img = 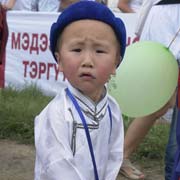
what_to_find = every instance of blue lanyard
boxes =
[66,88,112,180]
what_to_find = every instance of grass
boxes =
[0,86,170,160]
[0,86,52,144]
[123,116,170,160]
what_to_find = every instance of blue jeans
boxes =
[165,106,178,180]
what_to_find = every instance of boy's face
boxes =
[55,20,120,102]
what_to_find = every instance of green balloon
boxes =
[108,41,179,117]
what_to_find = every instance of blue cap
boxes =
[50,1,126,65]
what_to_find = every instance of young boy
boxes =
[34,1,126,180]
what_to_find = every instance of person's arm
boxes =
[1,0,16,10]
[118,0,135,13]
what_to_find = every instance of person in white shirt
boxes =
[0,0,33,10]
[34,1,126,180]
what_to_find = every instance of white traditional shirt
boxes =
[34,83,124,180]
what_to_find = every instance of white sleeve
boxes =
[34,103,85,180]
[40,159,84,180]
[104,105,124,180]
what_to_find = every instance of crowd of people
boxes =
[1,0,180,180]
[0,0,108,11]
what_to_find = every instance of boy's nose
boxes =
[81,52,94,68]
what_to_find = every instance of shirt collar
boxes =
[67,83,108,122]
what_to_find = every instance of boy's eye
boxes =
[96,50,105,53]
[72,49,81,52]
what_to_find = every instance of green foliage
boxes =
[134,124,169,160]
[0,86,52,144]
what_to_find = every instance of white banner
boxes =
[4,11,138,95]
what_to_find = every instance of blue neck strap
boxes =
[66,88,112,180]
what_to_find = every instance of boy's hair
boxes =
[50,1,126,64]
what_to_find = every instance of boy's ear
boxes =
[111,60,118,75]
[111,55,121,75]
[112,64,117,75]
[55,52,63,72]
[114,55,122,69]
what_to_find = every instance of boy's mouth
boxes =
[79,73,95,79]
